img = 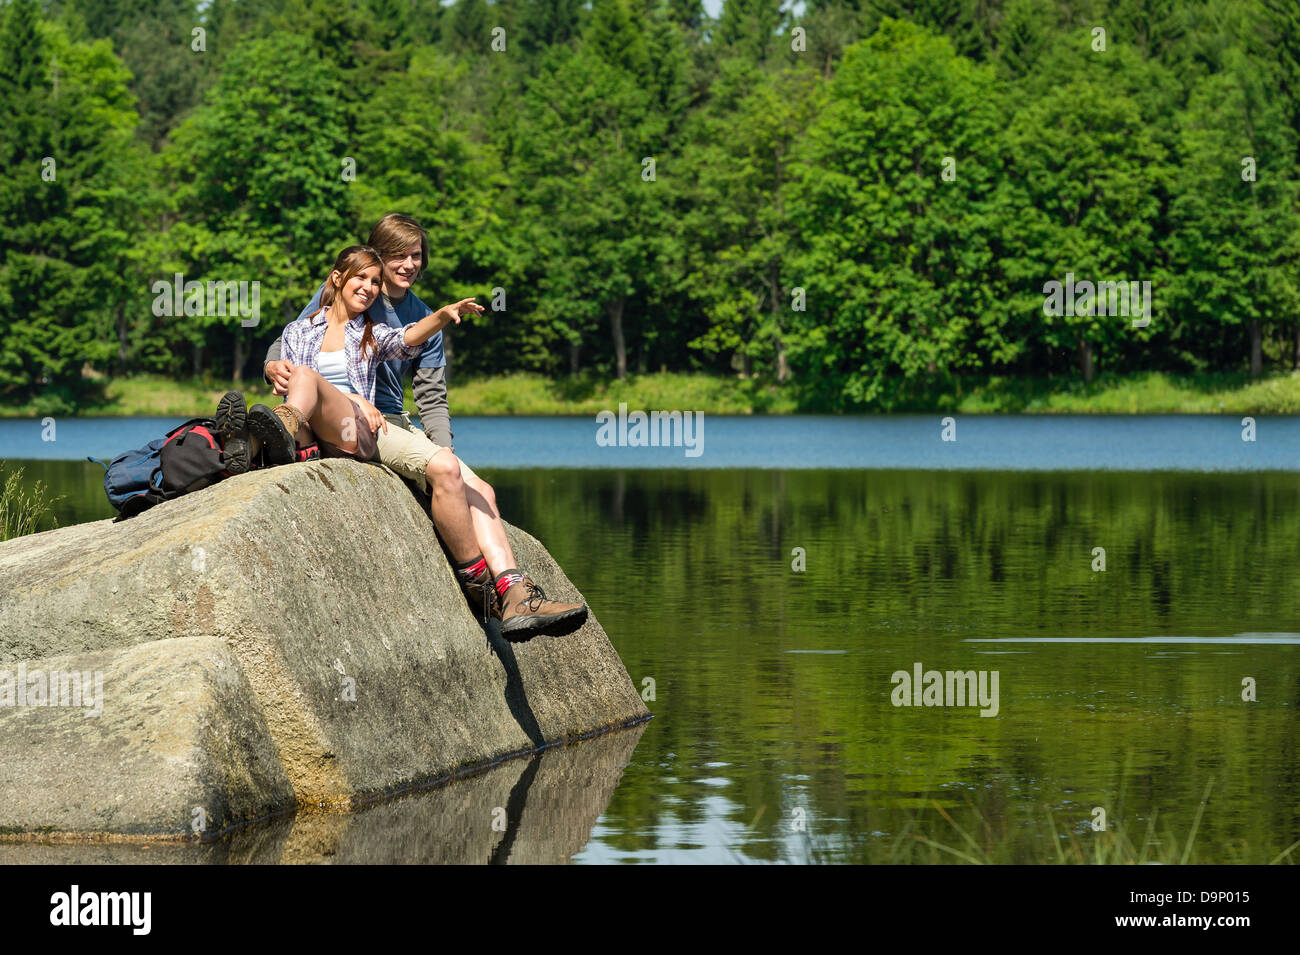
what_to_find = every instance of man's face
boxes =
[384,243,422,293]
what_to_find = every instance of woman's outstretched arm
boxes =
[403,298,484,346]
[370,298,486,362]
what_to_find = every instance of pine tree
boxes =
[519,0,584,55]
[994,0,1052,79]
[715,0,787,63]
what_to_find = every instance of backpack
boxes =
[93,418,323,521]
[98,437,166,513]
[94,418,229,522]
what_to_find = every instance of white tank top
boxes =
[317,349,353,394]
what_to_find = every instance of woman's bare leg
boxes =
[284,366,359,453]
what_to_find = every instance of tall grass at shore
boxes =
[734,776,1300,864]
[0,466,61,541]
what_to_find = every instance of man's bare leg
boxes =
[459,461,516,577]
[424,450,585,637]
[424,450,478,563]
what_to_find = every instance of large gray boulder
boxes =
[0,459,648,839]
[0,637,293,838]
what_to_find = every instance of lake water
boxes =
[4,412,1299,470]
[1,415,1298,863]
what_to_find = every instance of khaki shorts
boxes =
[374,413,474,493]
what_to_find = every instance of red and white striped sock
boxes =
[494,569,523,599]
[453,554,487,587]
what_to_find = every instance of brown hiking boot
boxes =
[499,576,588,641]
[247,403,299,466]
[462,564,501,625]
[273,404,307,442]
[215,391,251,474]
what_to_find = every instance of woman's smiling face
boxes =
[337,265,381,314]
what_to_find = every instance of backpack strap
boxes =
[163,418,220,448]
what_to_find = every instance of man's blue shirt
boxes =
[296,284,445,415]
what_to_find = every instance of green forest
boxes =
[3,0,1300,415]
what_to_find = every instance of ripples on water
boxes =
[498,468,1300,864]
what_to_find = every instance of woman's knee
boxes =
[288,364,317,387]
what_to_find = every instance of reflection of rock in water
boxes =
[283,721,647,865]
[0,814,295,865]
[0,723,646,865]
[490,721,646,865]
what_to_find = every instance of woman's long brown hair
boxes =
[314,245,383,358]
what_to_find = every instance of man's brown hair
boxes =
[367,213,429,281]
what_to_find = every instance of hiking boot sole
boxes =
[215,391,251,474]
[500,604,588,641]
[247,404,295,466]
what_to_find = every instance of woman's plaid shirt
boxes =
[280,307,421,403]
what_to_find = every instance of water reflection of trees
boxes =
[492,467,1300,863]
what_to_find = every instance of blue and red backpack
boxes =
[93,418,321,521]
[94,418,228,521]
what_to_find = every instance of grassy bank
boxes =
[0,372,798,418]
[940,370,1300,415]
[7,370,1300,417]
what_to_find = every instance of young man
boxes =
[262,214,585,639]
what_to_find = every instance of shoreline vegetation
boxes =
[0,468,61,541]
[9,371,1300,420]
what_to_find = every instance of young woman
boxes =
[250,245,482,463]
